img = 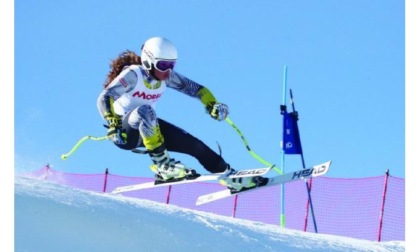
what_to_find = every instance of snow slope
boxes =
[15,177,405,252]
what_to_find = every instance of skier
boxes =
[97,36,263,191]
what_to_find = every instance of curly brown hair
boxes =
[103,50,142,89]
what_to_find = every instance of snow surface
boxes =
[15,176,405,252]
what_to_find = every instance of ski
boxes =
[196,161,332,206]
[111,166,274,194]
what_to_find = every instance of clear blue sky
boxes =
[14,177,406,251]
[14,0,406,179]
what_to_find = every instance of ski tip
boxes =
[196,197,207,206]
[321,160,332,166]
[322,160,332,168]
[326,160,332,168]
[311,160,332,177]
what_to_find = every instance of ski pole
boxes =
[225,117,282,174]
[61,135,109,160]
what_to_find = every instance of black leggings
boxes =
[115,117,228,173]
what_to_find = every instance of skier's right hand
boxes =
[105,114,126,144]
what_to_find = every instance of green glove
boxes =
[105,114,126,144]
[206,102,229,121]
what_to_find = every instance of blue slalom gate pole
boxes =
[289,90,318,233]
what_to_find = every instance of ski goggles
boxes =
[155,60,176,72]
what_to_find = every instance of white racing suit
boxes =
[97,65,228,173]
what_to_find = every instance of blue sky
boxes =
[14,176,406,251]
[13,0,406,181]
[4,1,420,250]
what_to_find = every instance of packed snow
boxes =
[15,176,405,252]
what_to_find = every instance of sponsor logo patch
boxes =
[132,91,161,100]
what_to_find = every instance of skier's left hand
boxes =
[206,102,229,121]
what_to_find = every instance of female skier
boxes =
[97,36,260,191]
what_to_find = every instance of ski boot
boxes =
[149,147,198,184]
[218,165,267,192]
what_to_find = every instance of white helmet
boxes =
[141,37,177,71]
